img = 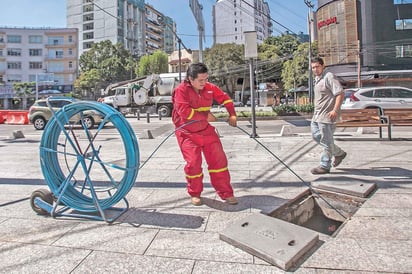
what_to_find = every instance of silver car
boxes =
[28,97,104,130]
[342,86,412,110]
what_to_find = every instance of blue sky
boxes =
[0,0,315,49]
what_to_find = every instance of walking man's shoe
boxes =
[225,196,238,205]
[333,152,347,167]
[191,197,202,206]
[311,166,330,175]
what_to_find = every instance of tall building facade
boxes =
[145,4,175,55]
[213,0,272,45]
[316,0,412,83]
[0,27,78,93]
[67,0,146,57]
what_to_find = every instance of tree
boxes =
[281,41,318,91]
[13,82,35,109]
[78,40,135,96]
[74,68,100,95]
[203,43,246,96]
[136,50,168,76]
[264,34,301,58]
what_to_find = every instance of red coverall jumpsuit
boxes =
[172,80,236,199]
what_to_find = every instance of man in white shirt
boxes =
[310,57,347,175]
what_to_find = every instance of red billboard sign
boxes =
[318,16,338,29]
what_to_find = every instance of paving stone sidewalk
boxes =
[0,118,411,273]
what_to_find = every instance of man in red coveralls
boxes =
[172,62,238,206]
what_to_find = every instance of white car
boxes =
[342,86,412,110]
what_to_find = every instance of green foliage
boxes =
[137,50,168,76]
[203,43,246,96]
[281,41,319,90]
[78,40,135,94]
[272,104,314,115]
[264,34,301,58]
[13,82,35,96]
[74,68,100,90]
[213,110,277,119]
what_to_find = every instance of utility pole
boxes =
[189,0,205,62]
[304,0,314,104]
[357,40,361,88]
[159,17,191,82]
[244,31,258,138]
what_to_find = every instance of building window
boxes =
[83,32,94,40]
[56,50,64,58]
[7,62,22,69]
[7,74,22,83]
[83,14,94,21]
[68,35,73,43]
[69,61,73,68]
[7,48,22,56]
[68,48,73,55]
[29,49,43,56]
[0,49,2,56]
[29,62,43,69]
[29,35,43,43]
[396,45,412,57]
[84,42,93,49]
[84,23,94,30]
[395,19,412,30]
[7,35,21,43]
[48,36,64,45]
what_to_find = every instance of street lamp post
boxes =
[244,31,258,138]
[159,18,191,82]
[304,0,314,104]
[174,34,191,82]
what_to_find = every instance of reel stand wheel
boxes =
[30,188,54,215]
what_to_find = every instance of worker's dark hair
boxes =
[186,62,208,80]
[311,57,324,65]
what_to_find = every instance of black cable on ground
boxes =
[236,125,348,220]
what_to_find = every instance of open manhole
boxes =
[220,181,376,270]
[269,188,368,236]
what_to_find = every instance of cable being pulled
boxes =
[235,125,348,220]
[139,120,197,169]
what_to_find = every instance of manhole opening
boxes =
[270,189,366,236]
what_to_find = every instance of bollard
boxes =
[158,110,162,120]
[146,112,150,123]
[136,111,140,120]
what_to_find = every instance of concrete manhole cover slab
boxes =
[220,213,319,270]
[311,177,376,197]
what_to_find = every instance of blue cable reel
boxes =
[30,99,140,223]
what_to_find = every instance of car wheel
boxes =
[157,104,172,117]
[33,116,46,130]
[82,116,95,129]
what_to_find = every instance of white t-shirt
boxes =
[312,71,343,123]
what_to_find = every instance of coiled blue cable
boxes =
[40,101,139,212]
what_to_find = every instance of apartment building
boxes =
[67,0,146,57]
[0,27,78,104]
[145,4,175,55]
[213,0,272,45]
[66,0,176,58]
